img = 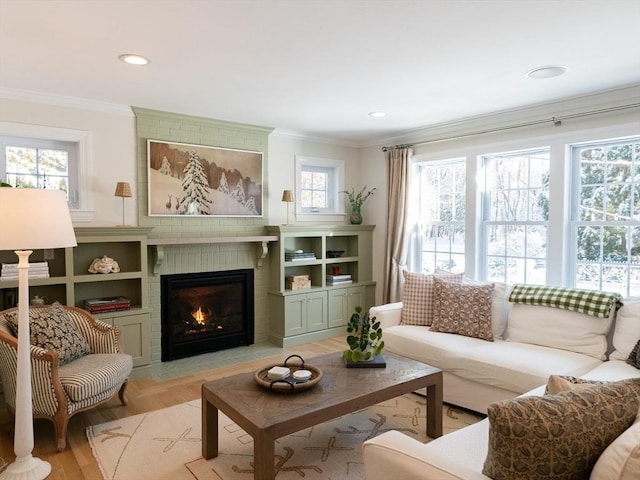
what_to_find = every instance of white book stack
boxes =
[1,261,50,281]
[326,274,352,286]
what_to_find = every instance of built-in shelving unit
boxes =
[0,227,152,367]
[266,225,376,347]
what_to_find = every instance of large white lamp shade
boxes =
[0,188,77,480]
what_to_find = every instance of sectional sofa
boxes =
[362,274,640,480]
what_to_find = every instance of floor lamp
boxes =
[0,189,77,480]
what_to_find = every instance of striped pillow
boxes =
[400,271,464,326]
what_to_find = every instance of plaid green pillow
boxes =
[508,284,621,318]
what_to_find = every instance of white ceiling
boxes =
[1,0,639,145]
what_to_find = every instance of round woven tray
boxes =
[254,354,323,392]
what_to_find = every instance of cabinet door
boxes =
[328,288,349,328]
[109,312,151,367]
[284,294,307,336]
[306,291,328,333]
[347,286,366,314]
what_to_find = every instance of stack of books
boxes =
[1,261,50,281]
[326,274,352,285]
[285,251,316,261]
[84,296,131,314]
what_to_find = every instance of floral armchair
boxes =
[0,304,132,451]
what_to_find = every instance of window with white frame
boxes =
[0,123,91,219]
[1,136,78,205]
[295,155,345,215]
[482,148,550,285]
[412,158,466,273]
[572,138,640,296]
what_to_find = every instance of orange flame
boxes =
[193,307,206,325]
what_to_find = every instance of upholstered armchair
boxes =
[0,304,133,451]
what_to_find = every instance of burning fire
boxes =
[192,307,206,325]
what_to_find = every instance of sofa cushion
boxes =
[627,340,640,369]
[545,375,605,395]
[400,271,463,326]
[58,353,132,402]
[464,279,511,339]
[383,325,602,394]
[611,296,640,361]
[482,378,640,480]
[590,415,640,480]
[431,279,494,341]
[5,304,91,365]
[505,303,614,360]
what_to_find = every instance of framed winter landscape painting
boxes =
[147,140,263,217]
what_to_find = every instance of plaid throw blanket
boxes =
[508,284,621,318]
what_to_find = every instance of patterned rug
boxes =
[87,393,483,480]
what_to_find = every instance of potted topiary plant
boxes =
[343,305,384,363]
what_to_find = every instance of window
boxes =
[0,122,91,220]
[412,158,466,273]
[482,148,550,284]
[295,156,345,217]
[1,137,77,206]
[572,138,640,296]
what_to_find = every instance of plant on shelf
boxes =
[340,186,376,225]
[343,305,384,362]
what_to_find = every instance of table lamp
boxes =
[0,188,77,480]
[114,182,132,226]
[281,189,293,225]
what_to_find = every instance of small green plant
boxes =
[343,305,384,362]
[340,186,376,210]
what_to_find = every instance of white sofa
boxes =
[363,292,640,480]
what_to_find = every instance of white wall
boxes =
[267,132,360,225]
[0,97,137,226]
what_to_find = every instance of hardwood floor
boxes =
[0,337,345,479]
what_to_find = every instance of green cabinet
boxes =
[0,227,152,367]
[267,225,375,347]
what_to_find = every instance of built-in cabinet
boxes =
[266,225,375,347]
[0,227,152,367]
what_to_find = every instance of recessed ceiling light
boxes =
[526,65,568,79]
[118,54,149,65]
[369,111,387,118]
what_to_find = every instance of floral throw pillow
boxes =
[400,271,464,326]
[626,339,640,369]
[430,278,495,341]
[5,304,90,365]
[482,378,640,480]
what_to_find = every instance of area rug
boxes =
[87,393,483,480]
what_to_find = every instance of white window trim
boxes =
[295,155,346,223]
[0,121,93,222]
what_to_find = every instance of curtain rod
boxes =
[381,103,640,152]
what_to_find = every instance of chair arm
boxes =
[0,331,67,417]
[369,302,403,329]
[65,306,123,354]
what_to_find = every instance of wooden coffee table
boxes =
[201,351,442,480]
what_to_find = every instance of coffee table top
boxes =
[202,351,441,438]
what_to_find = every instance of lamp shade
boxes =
[281,190,294,202]
[114,182,132,198]
[0,189,77,250]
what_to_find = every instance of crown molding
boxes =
[0,86,134,116]
[270,128,359,148]
[365,83,640,149]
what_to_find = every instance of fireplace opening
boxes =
[161,269,254,361]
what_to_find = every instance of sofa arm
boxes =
[363,431,465,480]
[369,302,403,329]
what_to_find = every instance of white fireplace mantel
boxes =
[148,235,278,275]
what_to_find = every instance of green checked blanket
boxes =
[508,284,621,318]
